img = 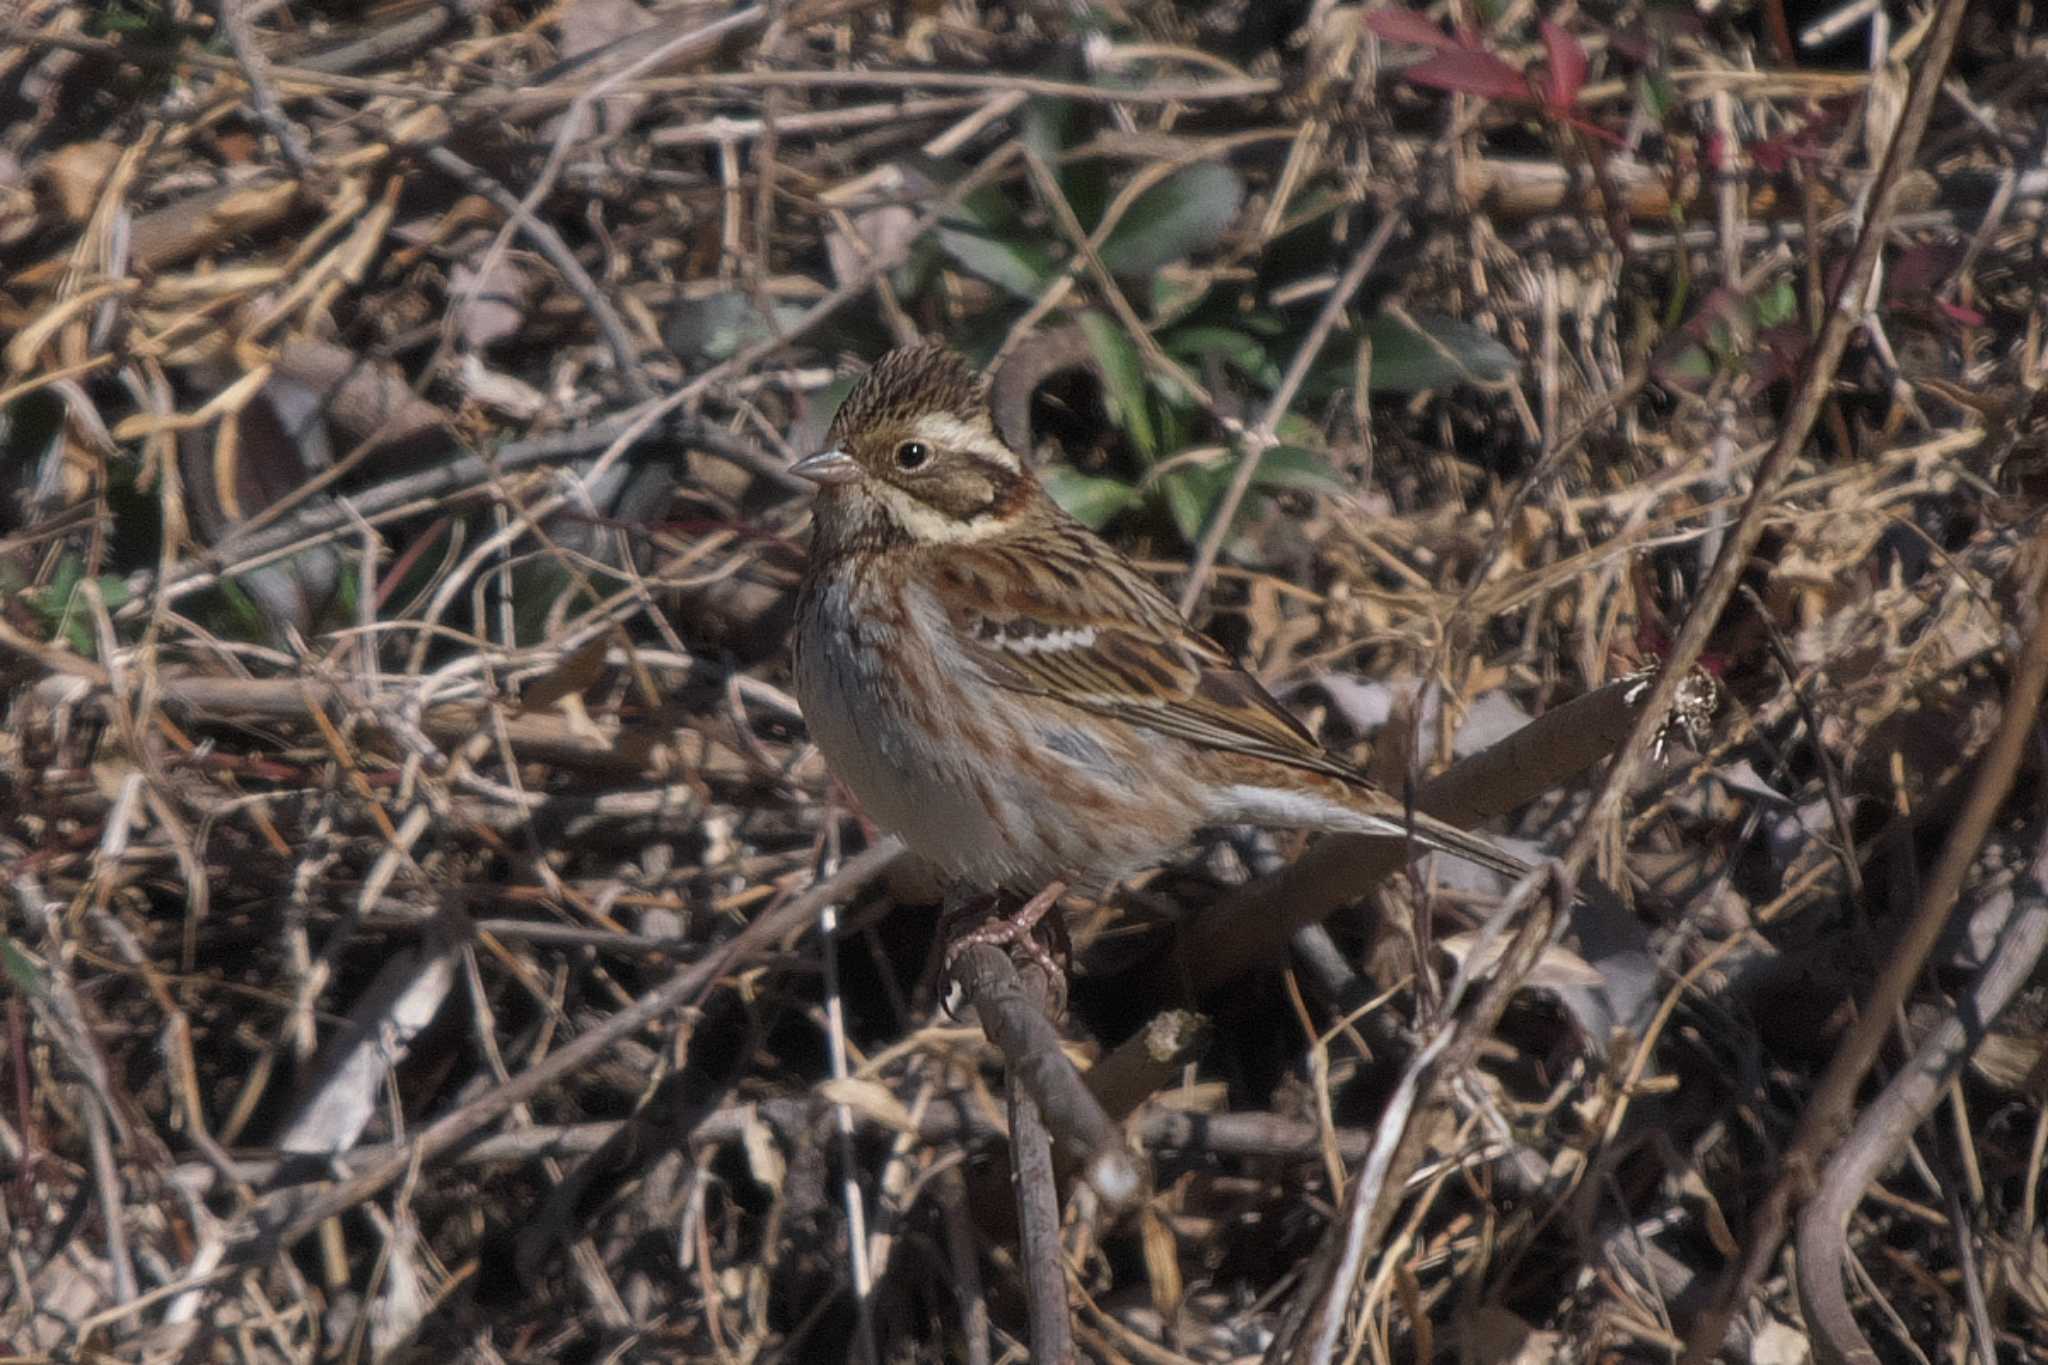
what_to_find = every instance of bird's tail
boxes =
[1215,775,1532,880]
[1399,807,1532,881]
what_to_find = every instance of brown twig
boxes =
[1017,148,1211,410]
[949,939,1091,1363]
[1265,1,1973,1356]
[421,147,653,402]
[936,1163,995,1365]
[189,840,904,1268]
[1739,584,1863,896]
[117,413,800,617]
[1178,211,1403,614]
[171,1100,1389,1199]
[949,944,1142,1210]
[1083,1010,1210,1123]
[1711,541,2048,1357]
[494,67,1282,112]
[1008,1070,1073,1364]
[1795,825,2048,1365]
[1594,0,1978,1353]
[1272,864,1566,1363]
[216,0,313,177]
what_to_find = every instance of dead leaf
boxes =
[1456,1305,1563,1365]
[827,165,922,287]
[37,140,120,222]
[550,0,658,140]
[818,1076,916,1133]
[456,353,548,419]
[449,256,533,351]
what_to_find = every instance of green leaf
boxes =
[935,189,1059,298]
[813,373,861,433]
[1361,314,1520,392]
[1149,271,1211,319]
[1043,469,1142,529]
[1154,395,1190,455]
[1638,70,1678,122]
[1160,466,1222,544]
[934,222,1058,299]
[1021,96,1077,170]
[25,555,82,653]
[1155,447,1342,547]
[1166,325,1277,383]
[1653,342,1714,390]
[665,292,810,362]
[0,933,46,1000]
[1250,445,1348,496]
[213,576,276,642]
[1753,280,1799,328]
[1273,411,1322,446]
[1077,312,1157,457]
[1098,162,1243,277]
[1023,94,1108,229]
[33,572,132,655]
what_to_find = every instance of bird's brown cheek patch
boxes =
[874,467,999,526]
[933,470,998,519]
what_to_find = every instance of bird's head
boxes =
[793,343,1035,550]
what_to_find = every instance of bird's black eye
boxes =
[894,441,930,471]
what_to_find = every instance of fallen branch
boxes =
[1795,826,2048,1365]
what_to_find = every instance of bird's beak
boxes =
[790,447,859,486]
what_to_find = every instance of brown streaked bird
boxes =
[791,342,1528,899]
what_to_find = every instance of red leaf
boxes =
[1750,102,1853,174]
[1566,113,1627,147]
[1405,49,1531,103]
[1935,299,1986,327]
[1748,136,1791,174]
[1750,324,1812,389]
[1888,240,1962,296]
[1539,20,1588,111]
[1608,26,1654,63]
[1679,286,1747,341]
[1364,9,1464,51]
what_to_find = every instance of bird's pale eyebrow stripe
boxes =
[907,412,1018,470]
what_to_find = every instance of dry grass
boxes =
[2,1,2046,1360]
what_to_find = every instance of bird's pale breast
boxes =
[796,566,1198,891]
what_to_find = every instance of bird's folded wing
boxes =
[929,538,1356,779]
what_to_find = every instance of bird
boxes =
[790,341,1528,910]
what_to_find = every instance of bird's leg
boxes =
[940,879,1071,1012]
